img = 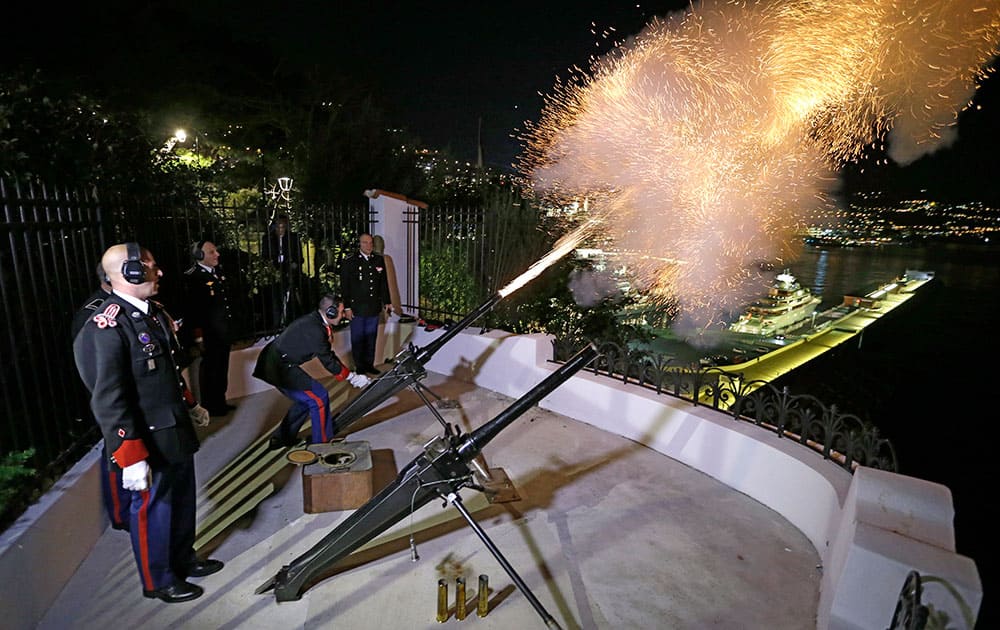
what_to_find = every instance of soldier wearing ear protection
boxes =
[73,243,222,604]
[253,294,370,450]
[181,240,233,417]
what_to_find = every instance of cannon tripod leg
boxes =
[443,491,563,630]
[411,382,455,435]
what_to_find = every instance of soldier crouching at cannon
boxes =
[253,294,371,450]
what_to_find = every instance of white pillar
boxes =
[364,189,426,363]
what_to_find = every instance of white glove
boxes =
[348,372,370,388]
[122,460,150,492]
[189,404,211,427]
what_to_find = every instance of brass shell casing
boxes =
[456,577,467,620]
[436,579,449,622]
[477,574,489,617]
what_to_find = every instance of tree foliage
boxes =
[0,72,193,197]
[503,258,652,348]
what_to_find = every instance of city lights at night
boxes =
[521,0,1000,324]
[3,2,1000,628]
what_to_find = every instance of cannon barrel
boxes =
[258,343,598,603]
[329,292,504,437]
[413,292,502,364]
[457,341,597,459]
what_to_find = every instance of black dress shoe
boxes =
[268,436,297,451]
[186,558,224,578]
[143,580,203,603]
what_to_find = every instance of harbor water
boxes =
[773,242,998,627]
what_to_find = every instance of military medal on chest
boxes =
[138,331,158,370]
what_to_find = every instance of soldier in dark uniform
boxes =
[253,294,370,450]
[339,232,391,376]
[73,242,221,604]
[71,260,132,530]
[71,261,113,339]
[182,240,234,416]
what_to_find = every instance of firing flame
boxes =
[520,0,1000,324]
[498,219,601,297]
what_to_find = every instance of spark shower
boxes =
[520,0,1000,325]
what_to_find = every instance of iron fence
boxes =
[105,192,370,340]
[0,174,372,480]
[553,338,898,473]
[1,177,108,464]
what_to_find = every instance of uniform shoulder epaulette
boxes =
[184,266,198,275]
[92,302,121,329]
[83,297,105,312]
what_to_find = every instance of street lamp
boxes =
[265,177,294,210]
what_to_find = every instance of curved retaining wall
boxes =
[0,327,981,630]
[411,328,982,630]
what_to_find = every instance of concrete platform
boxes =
[37,370,820,629]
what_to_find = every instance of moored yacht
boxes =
[729,271,821,335]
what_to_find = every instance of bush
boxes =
[0,448,38,528]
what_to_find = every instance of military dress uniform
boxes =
[339,250,390,374]
[252,311,351,446]
[182,264,232,414]
[73,294,202,593]
[71,287,132,531]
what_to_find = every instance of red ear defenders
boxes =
[121,242,146,285]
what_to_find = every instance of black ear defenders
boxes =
[322,294,342,319]
[191,240,207,261]
[121,242,146,285]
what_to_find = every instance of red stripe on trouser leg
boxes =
[304,389,328,442]
[137,490,154,590]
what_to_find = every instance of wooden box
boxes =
[302,441,374,513]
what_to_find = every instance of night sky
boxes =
[3,0,999,202]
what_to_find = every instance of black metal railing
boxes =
[1,177,108,466]
[887,570,976,630]
[106,192,369,341]
[1,175,373,501]
[554,338,898,473]
[2,177,539,475]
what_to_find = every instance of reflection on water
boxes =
[776,242,999,627]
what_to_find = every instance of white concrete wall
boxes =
[2,327,981,630]
[0,327,359,630]
[822,468,981,630]
[412,327,982,630]
[0,445,106,630]
[188,326,355,401]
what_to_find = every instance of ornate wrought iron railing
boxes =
[553,338,898,473]
[887,570,976,630]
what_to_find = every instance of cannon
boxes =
[328,292,504,437]
[257,343,598,628]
